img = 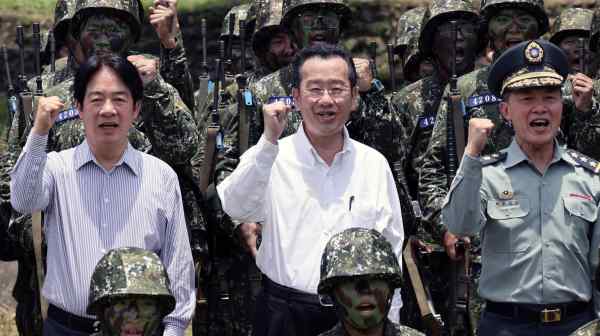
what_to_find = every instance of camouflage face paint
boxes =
[79,14,133,57]
[103,297,163,336]
[333,278,391,330]
[432,19,479,78]
[488,9,539,52]
[291,7,340,49]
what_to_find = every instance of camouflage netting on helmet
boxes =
[282,0,352,29]
[550,8,593,44]
[419,0,481,57]
[70,0,143,42]
[394,6,428,56]
[588,5,600,51]
[87,247,175,315]
[220,3,258,39]
[253,0,285,53]
[480,0,549,35]
[318,228,402,294]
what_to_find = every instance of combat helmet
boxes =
[70,0,143,43]
[419,0,482,57]
[53,0,77,46]
[86,247,175,315]
[394,6,428,56]
[318,228,402,295]
[281,0,352,29]
[480,0,549,36]
[221,3,258,40]
[550,8,593,45]
[253,0,286,54]
[589,6,600,52]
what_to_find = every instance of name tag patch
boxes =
[418,115,436,129]
[56,107,80,124]
[466,93,501,108]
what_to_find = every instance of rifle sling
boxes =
[199,126,219,193]
[402,241,435,319]
[32,211,48,321]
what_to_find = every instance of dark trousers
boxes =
[478,307,595,336]
[253,278,338,336]
[43,316,90,336]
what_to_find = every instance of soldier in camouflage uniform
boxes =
[317,228,424,336]
[418,0,598,333]
[389,0,482,332]
[393,7,432,87]
[0,1,203,335]
[549,8,595,77]
[87,247,176,336]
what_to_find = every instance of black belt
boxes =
[486,301,591,323]
[48,304,98,334]
[263,277,322,306]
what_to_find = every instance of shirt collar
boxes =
[504,138,565,169]
[295,122,354,166]
[75,140,141,175]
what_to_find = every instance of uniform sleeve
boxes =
[139,75,198,166]
[589,186,600,317]
[441,154,487,236]
[160,31,195,111]
[9,133,54,215]
[162,172,196,336]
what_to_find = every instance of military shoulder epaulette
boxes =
[479,152,507,166]
[566,149,600,174]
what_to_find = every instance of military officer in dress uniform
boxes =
[442,39,600,335]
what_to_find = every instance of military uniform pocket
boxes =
[486,198,531,253]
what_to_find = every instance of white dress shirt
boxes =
[218,125,404,319]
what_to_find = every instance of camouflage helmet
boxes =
[221,3,258,39]
[419,0,481,57]
[318,228,402,295]
[53,0,77,45]
[394,6,429,55]
[480,0,549,36]
[281,0,352,29]
[550,8,593,45]
[253,0,286,54]
[71,0,143,42]
[588,6,600,52]
[86,247,175,315]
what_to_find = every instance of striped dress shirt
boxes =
[10,133,195,336]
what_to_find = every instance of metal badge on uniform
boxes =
[525,41,544,64]
[268,95,294,106]
[499,190,513,200]
[55,107,80,124]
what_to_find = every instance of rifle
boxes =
[445,20,471,336]
[195,18,210,123]
[32,23,43,96]
[403,238,444,336]
[16,26,33,142]
[368,41,378,78]
[239,19,247,75]
[579,37,587,76]
[225,13,236,79]
[387,43,397,92]
[2,45,19,131]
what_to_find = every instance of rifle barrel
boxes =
[16,25,27,91]
[2,45,14,93]
[579,37,586,75]
[201,18,208,74]
[450,21,458,94]
[227,13,235,62]
[239,19,246,74]
[32,23,43,95]
[49,29,56,73]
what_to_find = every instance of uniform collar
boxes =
[504,138,565,169]
[295,122,353,167]
[75,140,141,175]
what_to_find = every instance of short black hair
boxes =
[291,44,357,89]
[74,54,143,106]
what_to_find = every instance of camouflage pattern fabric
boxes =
[317,228,402,294]
[394,7,428,56]
[71,0,143,42]
[550,8,594,45]
[281,0,352,28]
[220,3,257,38]
[161,30,196,111]
[253,0,285,55]
[87,247,175,314]
[590,6,600,52]
[479,0,549,35]
[562,79,600,160]
[317,320,425,336]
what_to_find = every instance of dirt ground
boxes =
[0,262,18,335]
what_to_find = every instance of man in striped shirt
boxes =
[10,54,195,336]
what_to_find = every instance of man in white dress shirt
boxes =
[217,44,404,336]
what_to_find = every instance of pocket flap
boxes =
[563,196,598,222]
[487,198,530,220]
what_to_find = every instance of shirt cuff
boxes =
[25,132,49,157]
[162,323,186,336]
[255,135,279,170]
[460,154,483,178]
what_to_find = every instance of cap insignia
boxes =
[525,41,544,64]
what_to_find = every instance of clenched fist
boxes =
[353,58,374,92]
[127,55,158,86]
[465,117,494,157]
[569,73,594,112]
[32,96,64,136]
[149,0,180,49]
[263,101,291,144]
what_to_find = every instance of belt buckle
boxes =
[540,308,561,323]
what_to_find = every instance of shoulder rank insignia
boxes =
[480,152,507,166]
[566,149,600,174]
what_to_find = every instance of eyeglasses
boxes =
[297,10,340,28]
[303,87,350,99]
